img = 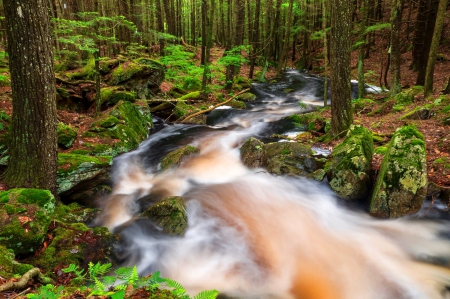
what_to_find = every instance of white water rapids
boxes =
[96,71,450,299]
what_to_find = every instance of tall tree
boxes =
[389,0,403,95]
[330,0,353,137]
[424,0,449,96]
[3,0,58,195]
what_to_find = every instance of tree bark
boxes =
[389,0,403,96]
[3,0,58,196]
[330,0,353,137]
[424,0,449,96]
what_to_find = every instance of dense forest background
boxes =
[0,0,448,92]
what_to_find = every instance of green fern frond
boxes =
[193,290,219,299]
[88,262,112,279]
[114,284,127,291]
[93,277,106,292]
[102,275,117,285]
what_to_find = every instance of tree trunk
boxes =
[248,0,261,78]
[330,0,353,137]
[358,0,369,98]
[424,0,448,96]
[389,0,403,96]
[276,0,294,75]
[323,0,329,106]
[156,0,165,55]
[202,0,215,91]
[414,0,439,85]
[3,0,58,196]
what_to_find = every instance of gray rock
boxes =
[370,125,427,218]
[327,125,374,200]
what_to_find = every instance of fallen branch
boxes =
[178,88,250,123]
[0,268,54,292]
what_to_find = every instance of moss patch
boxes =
[160,145,200,170]
[141,196,188,236]
[327,125,374,200]
[0,189,55,255]
[57,122,78,149]
[370,125,427,218]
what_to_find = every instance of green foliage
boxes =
[59,262,218,299]
[26,284,64,299]
[0,110,10,131]
[364,23,391,34]
[53,13,136,57]
[219,46,249,68]
[158,45,203,89]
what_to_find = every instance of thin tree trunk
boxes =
[424,0,448,96]
[389,0,403,96]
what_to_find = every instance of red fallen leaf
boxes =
[435,149,441,154]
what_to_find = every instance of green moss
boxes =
[160,145,200,170]
[229,100,247,109]
[0,245,15,278]
[57,122,78,148]
[141,196,188,236]
[100,87,135,107]
[56,87,70,99]
[178,91,201,101]
[328,125,374,200]
[434,157,450,169]
[238,92,257,102]
[374,146,388,155]
[0,189,55,254]
[90,115,120,130]
[370,125,427,218]
[68,58,96,80]
[58,153,112,175]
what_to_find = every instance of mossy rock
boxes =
[0,189,55,255]
[263,142,317,176]
[108,59,165,100]
[57,153,112,195]
[99,58,119,74]
[28,222,118,275]
[0,245,16,278]
[160,145,200,170]
[228,100,247,109]
[370,125,427,218]
[237,92,257,102]
[327,125,374,201]
[68,58,96,80]
[141,196,188,236]
[240,137,265,168]
[57,122,78,149]
[88,101,152,154]
[401,104,434,120]
[100,86,135,108]
[392,86,423,105]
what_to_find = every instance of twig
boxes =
[178,88,250,123]
[10,287,31,299]
[0,268,54,292]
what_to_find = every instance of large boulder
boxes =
[369,125,427,218]
[0,189,55,255]
[25,203,118,276]
[86,100,152,154]
[141,196,188,236]
[327,125,374,200]
[57,153,112,203]
[240,137,265,168]
[160,145,200,171]
[263,142,317,176]
[107,58,165,100]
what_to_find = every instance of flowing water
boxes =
[96,70,450,299]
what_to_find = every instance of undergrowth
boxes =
[26,262,218,299]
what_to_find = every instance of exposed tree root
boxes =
[0,268,54,293]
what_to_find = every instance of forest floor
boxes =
[0,39,449,191]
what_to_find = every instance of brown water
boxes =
[96,70,450,298]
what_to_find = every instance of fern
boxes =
[26,284,63,299]
[193,290,219,299]
[88,261,111,279]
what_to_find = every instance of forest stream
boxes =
[95,70,450,299]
